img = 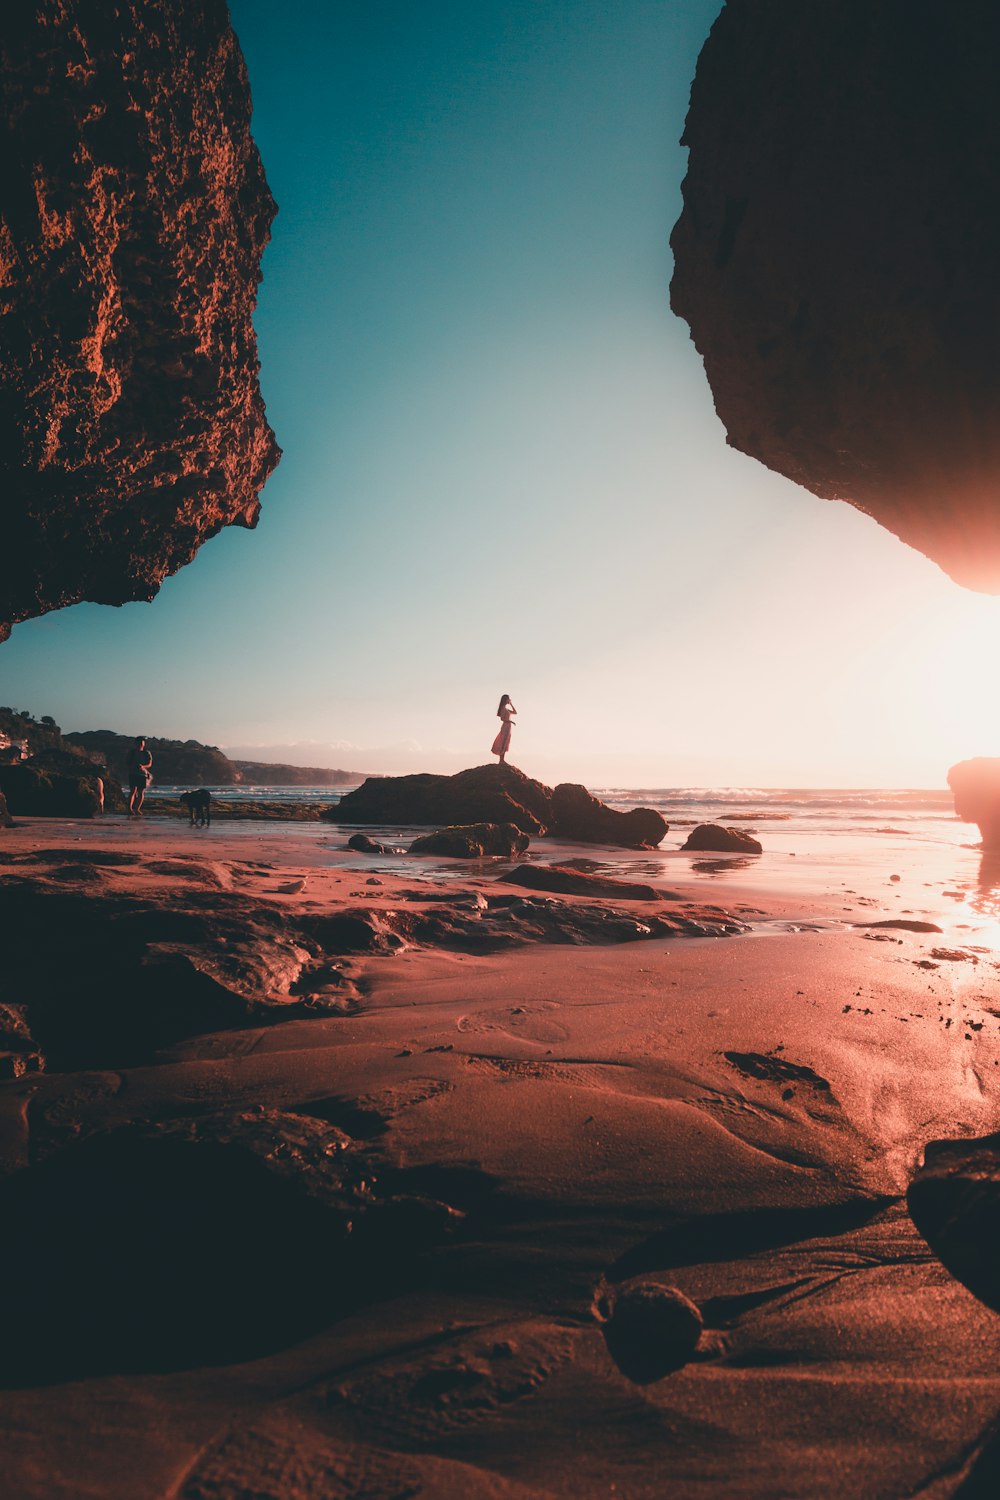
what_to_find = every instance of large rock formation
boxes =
[0,0,279,641]
[671,1,1000,592]
[327,764,669,850]
[947,758,1000,849]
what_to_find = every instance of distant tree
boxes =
[41,716,56,726]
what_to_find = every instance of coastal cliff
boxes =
[671,0,1000,592]
[0,0,279,641]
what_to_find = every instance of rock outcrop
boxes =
[908,1132,1000,1315]
[550,782,667,850]
[682,824,762,855]
[0,791,11,829]
[947,758,1000,849]
[0,763,105,818]
[409,823,530,859]
[327,765,668,850]
[502,864,664,902]
[329,765,553,836]
[671,0,1000,592]
[0,0,279,641]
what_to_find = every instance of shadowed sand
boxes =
[2,815,1000,1497]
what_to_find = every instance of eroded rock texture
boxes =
[671,0,1000,592]
[0,0,279,640]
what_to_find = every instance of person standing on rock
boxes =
[492,695,517,765]
[127,736,153,816]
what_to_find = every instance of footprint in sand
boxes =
[457,1002,569,1044]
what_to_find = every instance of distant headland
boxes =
[0,708,370,788]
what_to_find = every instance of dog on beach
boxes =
[179,789,212,827]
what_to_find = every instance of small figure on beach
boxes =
[127,736,152,816]
[491,694,517,764]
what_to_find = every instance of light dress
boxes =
[491,705,515,757]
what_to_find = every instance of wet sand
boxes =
[1,814,999,1497]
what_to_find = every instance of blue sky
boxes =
[5,0,1000,786]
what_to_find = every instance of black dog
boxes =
[179,789,212,827]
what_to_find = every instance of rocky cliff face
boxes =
[0,0,279,641]
[671,1,1000,592]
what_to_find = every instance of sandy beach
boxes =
[2,808,1000,1498]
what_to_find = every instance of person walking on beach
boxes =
[492,695,517,765]
[127,736,152,816]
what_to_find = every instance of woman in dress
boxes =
[491,694,517,764]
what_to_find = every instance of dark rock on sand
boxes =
[908,1132,1000,1315]
[0,764,104,818]
[328,764,666,848]
[409,823,530,858]
[948,758,1000,849]
[0,1108,459,1383]
[0,791,11,828]
[600,1279,703,1383]
[682,824,762,854]
[348,832,388,854]
[502,864,664,901]
[0,0,279,641]
[670,0,1000,592]
[550,782,667,849]
[329,764,552,835]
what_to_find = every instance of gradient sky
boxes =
[5,0,1000,787]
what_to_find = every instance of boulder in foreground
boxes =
[328,764,667,849]
[947,759,1000,849]
[0,764,104,818]
[682,824,762,854]
[671,0,1000,592]
[0,0,279,640]
[409,823,530,858]
[908,1132,1000,1315]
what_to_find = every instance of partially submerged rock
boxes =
[409,823,530,858]
[682,824,762,855]
[549,782,667,850]
[671,0,1000,592]
[502,864,664,901]
[329,764,552,835]
[329,764,667,849]
[947,758,1000,849]
[348,832,388,854]
[0,0,279,640]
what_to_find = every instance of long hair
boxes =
[497,694,510,717]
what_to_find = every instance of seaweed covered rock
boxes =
[681,824,762,854]
[671,0,1000,592]
[409,823,530,858]
[0,0,280,640]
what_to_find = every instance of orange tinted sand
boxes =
[1,814,999,1497]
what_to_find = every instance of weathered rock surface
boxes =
[947,758,1000,849]
[409,823,530,858]
[682,823,762,854]
[329,764,553,835]
[0,0,279,640]
[0,791,11,828]
[550,782,667,849]
[502,864,664,902]
[347,832,387,854]
[0,763,105,817]
[328,764,667,849]
[671,0,1000,592]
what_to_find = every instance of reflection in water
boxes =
[691,857,756,877]
[971,853,1000,935]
